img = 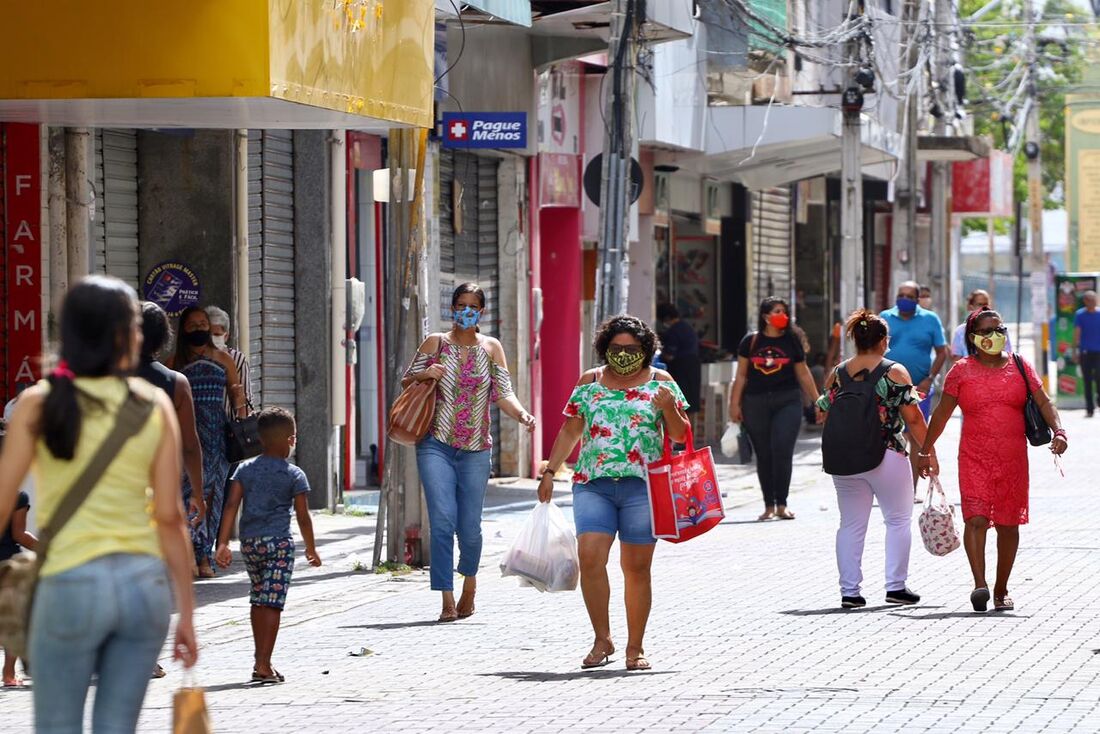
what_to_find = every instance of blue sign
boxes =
[442,112,527,149]
[143,261,201,318]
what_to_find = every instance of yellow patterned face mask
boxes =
[606,348,646,376]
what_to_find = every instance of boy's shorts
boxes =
[241,536,295,610]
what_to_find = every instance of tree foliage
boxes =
[959,0,1088,208]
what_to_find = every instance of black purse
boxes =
[226,400,263,463]
[1012,354,1051,447]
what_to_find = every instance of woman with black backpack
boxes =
[816,310,932,609]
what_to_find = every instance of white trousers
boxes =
[832,449,914,597]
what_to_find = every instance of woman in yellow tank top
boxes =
[0,276,198,732]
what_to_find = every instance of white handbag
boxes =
[918,476,961,556]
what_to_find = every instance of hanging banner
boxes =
[4,123,43,398]
[1066,98,1100,271]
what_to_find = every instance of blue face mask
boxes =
[453,306,481,329]
[896,297,918,313]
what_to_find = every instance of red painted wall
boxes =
[538,207,583,458]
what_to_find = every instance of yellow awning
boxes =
[0,0,434,129]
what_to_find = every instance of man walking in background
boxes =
[880,281,948,489]
[1074,290,1100,417]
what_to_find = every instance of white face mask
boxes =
[211,334,228,350]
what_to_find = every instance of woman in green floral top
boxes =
[538,316,689,672]
[815,310,934,610]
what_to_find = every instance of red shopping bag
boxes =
[645,426,724,543]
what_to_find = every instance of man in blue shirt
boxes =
[1073,290,1100,417]
[880,281,948,488]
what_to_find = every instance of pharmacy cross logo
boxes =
[448,120,469,141]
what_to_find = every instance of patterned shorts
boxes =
[241,536,295,609]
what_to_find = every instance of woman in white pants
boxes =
[816,310,938,609]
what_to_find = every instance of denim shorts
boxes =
[572,477,656,545]
[242,536,295,609]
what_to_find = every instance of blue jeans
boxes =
[572,477,656,545]
[30,553,171,734]
[416,434,492,591]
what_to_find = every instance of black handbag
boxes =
[226,400,262,463]
[1012,354,1052,447]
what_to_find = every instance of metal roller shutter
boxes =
[752,187,793,302]
[247,130,297,412]
[438,150,502,471]
[93,129,140,288]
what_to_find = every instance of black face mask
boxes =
[185,330,212,348]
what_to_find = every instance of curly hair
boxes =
[964,306,1001,356]
[845,309,889,352]
[593,315,661,369]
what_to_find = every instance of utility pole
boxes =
[839,33,865,351]
[595,0,637,323]
[928,0,955,302]
[892,0,920,294]
[1023,0,1047,387]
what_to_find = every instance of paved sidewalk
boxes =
[2,413,1098,733]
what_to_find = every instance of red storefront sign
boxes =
[538,152,580,208]
[952,150,1013,217]
[4,123,42,396]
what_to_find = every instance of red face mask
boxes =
[768,313,790,330]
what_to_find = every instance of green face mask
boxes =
[606,349,646,376]
[971,331,1007,356]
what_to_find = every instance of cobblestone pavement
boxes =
[2,412,1098,733]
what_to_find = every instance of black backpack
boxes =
[821,359,895,476]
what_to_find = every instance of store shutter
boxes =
[438,150,502,470]
[93,129,140,288]
[247,130,297,413]
[752,187,793,302]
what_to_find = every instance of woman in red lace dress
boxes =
[919,309,1067,613]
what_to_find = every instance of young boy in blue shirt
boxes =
[215,407,321,683]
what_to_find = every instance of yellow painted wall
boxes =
[0,0,433,127]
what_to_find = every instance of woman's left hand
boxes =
[1051,435,1068,455]
[518,412,536,433]
[654,385,677,412]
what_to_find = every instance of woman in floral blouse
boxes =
[538,316,689,671]
[403,284,535,622]
[816,310,932,609]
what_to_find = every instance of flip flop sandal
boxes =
[457,607,476,619]
[994,595,1015,611]
[437,609,459,623]
[970,587,990,613]
[251,669,285,684]
[151,664,166,679]
[626,655,652,672]
[580,649,615,669]
[2,679,25,688]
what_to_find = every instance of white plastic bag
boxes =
[500,501,580,592]
[720,422,738,458]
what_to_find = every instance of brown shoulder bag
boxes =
[387,337,444,447]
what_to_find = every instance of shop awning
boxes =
[0,1,434,130]
[664,105,902,190]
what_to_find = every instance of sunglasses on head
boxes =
[975,326,1008,337]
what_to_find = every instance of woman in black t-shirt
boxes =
[729,297,822,520]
